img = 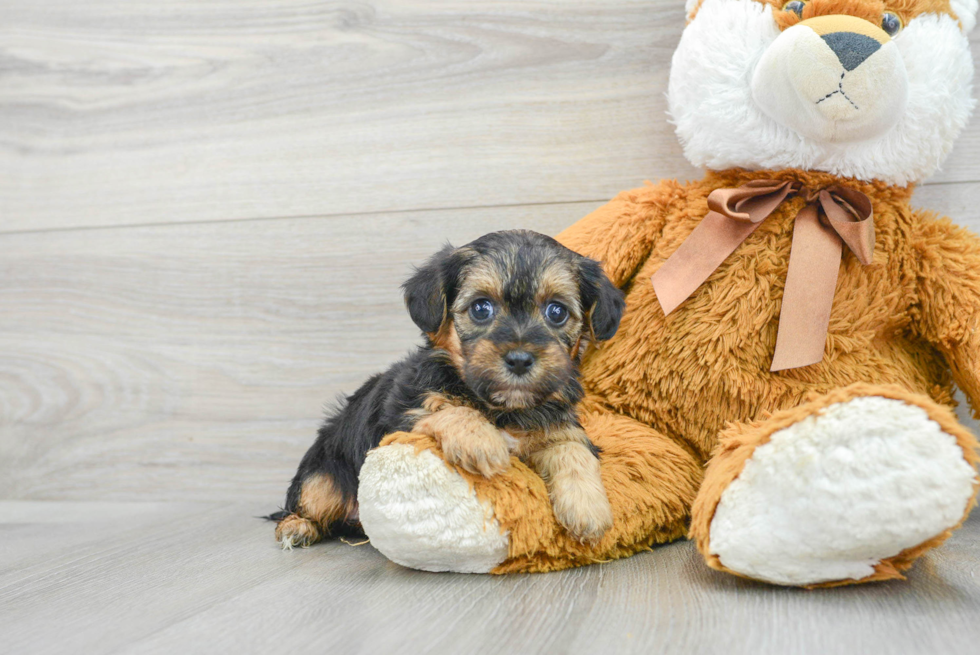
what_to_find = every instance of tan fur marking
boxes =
[464,339,535,408]
[421,392,459,413]
[514,421,588,457]
[583,301,603,345]
[275,513,321,548]
[405,392,454,428]
[526,426,613,545]
[404,391,474,424]
[535,260,583,317]
[466,338,506,372]
[298,474,356,527]
[453,258,506,312]
[274,474,355,549]
[466,338,576,409]
[414,405,512,477]
[430,321,464,371]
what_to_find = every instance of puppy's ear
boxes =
[578,258,625,342]
[402,244,471,334]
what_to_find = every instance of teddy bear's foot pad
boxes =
[358,443,509,573]
[709,396,977,586]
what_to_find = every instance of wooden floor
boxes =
[1,502,979,655]
[2,2,980,653]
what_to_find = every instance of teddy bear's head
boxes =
[669,0,977,184]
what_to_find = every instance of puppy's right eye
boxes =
[469,299,495,323]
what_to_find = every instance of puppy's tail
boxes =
[261,510,290,522]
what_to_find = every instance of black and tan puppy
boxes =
[273,230,625,549]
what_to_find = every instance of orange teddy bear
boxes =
[356,0,980,586]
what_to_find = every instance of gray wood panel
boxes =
[913,182,980,223]
[0,0,694,232]
[3,1,980,234]
[1,501,978,655]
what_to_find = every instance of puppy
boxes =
[273,230,625,549]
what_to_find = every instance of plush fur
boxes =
[274,230,624,548]
[699,387,978,586]
[356,0,980,584]
[358,444,511,573]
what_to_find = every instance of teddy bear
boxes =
[353,0,980,586]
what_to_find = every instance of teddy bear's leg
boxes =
[691,383,979,587]
[357,399,703,573]
[356,434,511,573]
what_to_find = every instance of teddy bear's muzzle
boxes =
[751,14,908,144]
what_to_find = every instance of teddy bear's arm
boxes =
[557,180,683,286]
[914,210,980,417]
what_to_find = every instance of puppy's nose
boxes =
[503,350,534,376]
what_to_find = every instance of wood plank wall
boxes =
[2,1,979,502]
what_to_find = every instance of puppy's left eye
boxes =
[469,299,495,323]
[544,302,569,326]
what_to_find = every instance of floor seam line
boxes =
[0,198,612,237]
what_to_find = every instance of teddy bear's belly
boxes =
[581,248,951,460]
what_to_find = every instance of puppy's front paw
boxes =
[554,487,614,545]
[415,406,512,477]
[529,439,614,545]
[440,424,512,477]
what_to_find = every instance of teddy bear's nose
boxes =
[822,32,881,71]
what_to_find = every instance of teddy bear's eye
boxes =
[782,0,805,16]
[881,12,903,36]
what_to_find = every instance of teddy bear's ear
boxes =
[402,245,471,334]
[577,258,626,343]
[951,0,978,32]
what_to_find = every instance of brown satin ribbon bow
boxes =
[650,179,874,372]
